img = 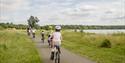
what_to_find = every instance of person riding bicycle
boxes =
[27,27,30,36]
[48,34,52,47]
[50,25,62,60]
[41,31,45,43]
[32,28,36,38]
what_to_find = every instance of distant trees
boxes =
[0,22,125,30]
[40,25,54,30]
[27,16,39,28]
[60,25,125,30]
[0,22,27,29]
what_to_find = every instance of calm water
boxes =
[83,29,125,34]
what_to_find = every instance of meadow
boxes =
[0,30,41,63]
[1,29,125,63]
[62,31,125,63]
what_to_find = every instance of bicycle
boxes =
[32,33,35,38]
[41,37,44,43]
[50,46,60,63]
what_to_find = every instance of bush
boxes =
[100,39,111,48]
[0,44,7,50]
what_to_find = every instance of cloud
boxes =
[0,0,125,25]
[0,16,9,21]
[1,0,25,11]
[58,0,125,25]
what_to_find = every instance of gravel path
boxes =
[33,37,95,63]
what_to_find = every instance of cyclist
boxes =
[41,31,45,43]
[27,27,30,36]
[50,25,62,60]
[32,28,36,38]
[48,34,52,47]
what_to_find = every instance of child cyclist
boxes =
[50,25,62,60]
[41,31,45,43]
[32,28,36,38]
[48,34,52,47]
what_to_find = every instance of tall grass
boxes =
[62,31,125,63]
[0,30,41,63]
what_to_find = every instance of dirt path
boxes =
[33,37,95,63]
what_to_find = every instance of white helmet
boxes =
[55,25,61,30]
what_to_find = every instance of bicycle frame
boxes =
[50,46,60,63]
[54,47,60,63]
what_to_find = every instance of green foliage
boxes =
[40,25,125,30]
[27,16,39,28]
[0,44,7,50]
[62,31,125,63]
[100,39,111,48]
[40,25,54,30]
[0,23,27,29]
[0,30,41,63]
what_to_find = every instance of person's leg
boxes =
[50,40,52,48]
[48,40,50,46]
[43,38,44,43]
[42,36,44,43]
[41,37,44,43]
[57,46,61,54]
[34,33,35,38]
[33,33,35,38]
[50,45,56,60]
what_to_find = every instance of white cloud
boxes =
[0,16,9,21]
[1,0,24,11]
[0,0,124,25]
[58,0,125,25]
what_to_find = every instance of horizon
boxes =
[1,22,125,26]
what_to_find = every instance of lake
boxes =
[83,29,125,34]
[67,29,125,34]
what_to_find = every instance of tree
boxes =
[27,16,39,28]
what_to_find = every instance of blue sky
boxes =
[0,0,125,25]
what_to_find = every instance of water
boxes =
[83,29,125,34]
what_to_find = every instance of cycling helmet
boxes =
[55,25,61,30]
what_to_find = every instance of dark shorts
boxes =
[54,45,60,53]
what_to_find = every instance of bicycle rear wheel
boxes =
[55,52,60,63]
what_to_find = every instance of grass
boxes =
[0,30,41,63]
[62,31,125,63]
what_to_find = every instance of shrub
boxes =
[100,39,111,48]
[0,44,7,50]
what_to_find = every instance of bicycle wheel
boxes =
[55,52,60,63]
[50,52,54,60]
[57,52,60,63]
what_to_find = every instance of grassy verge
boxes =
[62,31,125,63]
[0,30,41,63]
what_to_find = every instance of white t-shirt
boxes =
[52,32,62,45]
[32,29,36,33]
[28,30,31,33]
[41,32,44,35]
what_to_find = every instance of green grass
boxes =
[0,30,41,63]
[62,31,125,63]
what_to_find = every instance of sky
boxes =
[0,0,125,25]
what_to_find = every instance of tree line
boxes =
[0,22,27,29]
[0,16,125,30]
[0,23,125,30]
